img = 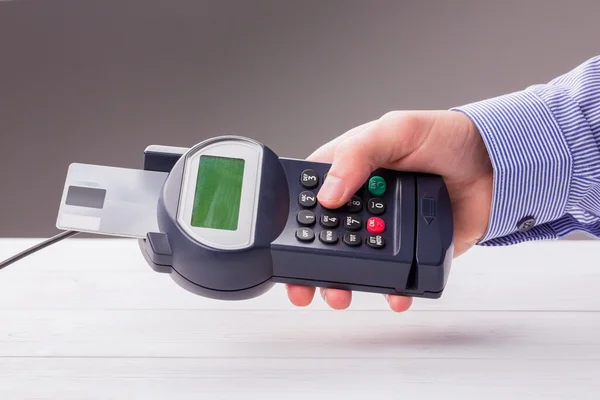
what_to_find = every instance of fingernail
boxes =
[319,175,345,202]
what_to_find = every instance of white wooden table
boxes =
[0,238,599,399]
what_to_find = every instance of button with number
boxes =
[295,227,315,242]
[343,231,361,247]
[297,210,316,226]
[320,213,340,228]
[368,176,386,196]
[366,235,385,249]
[345,195,362,212]
[366,217,385,234]
[319,229,338,244]
[300,169,319,189]
[343,215,362,231]
[298,191,317,208]
[367,198,385,215]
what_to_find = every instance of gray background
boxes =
[1,0,599,238]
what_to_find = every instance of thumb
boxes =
[317,111,431,209]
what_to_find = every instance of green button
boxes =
[368,176,386,196]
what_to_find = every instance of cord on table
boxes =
[0,230,79,271]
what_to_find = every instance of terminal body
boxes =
[138,136,454,300]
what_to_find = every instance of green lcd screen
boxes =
[191,155,245,231]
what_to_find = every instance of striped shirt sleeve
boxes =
[452,55,600,245]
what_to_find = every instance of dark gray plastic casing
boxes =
[139,136,454,301]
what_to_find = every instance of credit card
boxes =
[56,163,168,238]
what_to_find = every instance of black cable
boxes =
[0,230,79,271]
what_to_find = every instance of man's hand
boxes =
[286,110,493,311]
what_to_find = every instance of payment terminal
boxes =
[2,136,454,301]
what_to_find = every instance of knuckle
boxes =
[334,135,360,157]
[378,110,427,156]
[379,110,420,130]
[379,110,404,122]
[377,111,423,145]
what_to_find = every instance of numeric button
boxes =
[300,169,319,189]
[296,228,315,242]
[299,191,317,208]
[320,213,340,228]
[366,235,385,249]
[343,232,362,247]
[367,198,386,215]
[319,230,338,244]
[297,210,316,226]
[345,195,362,212]
[343,215,362,231]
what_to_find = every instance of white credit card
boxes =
[56,163,169,238]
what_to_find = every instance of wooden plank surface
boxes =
[0,238,599,399]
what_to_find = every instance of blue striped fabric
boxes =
[452,55,600,245]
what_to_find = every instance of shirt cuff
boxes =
[452,89,573,243]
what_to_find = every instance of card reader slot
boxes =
[405,186,419,291]
[406,200,419,291]
[143,145,188,173]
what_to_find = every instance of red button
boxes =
[367,217,385,234]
